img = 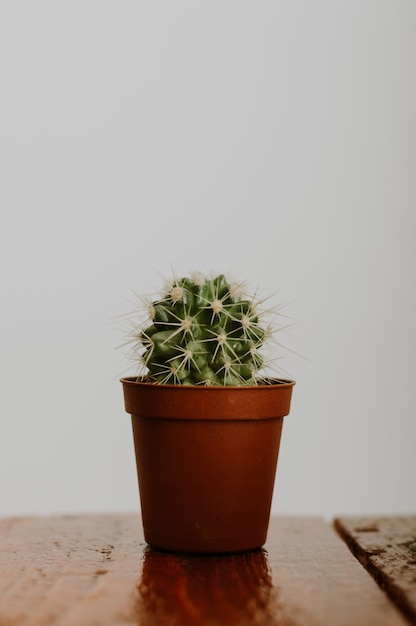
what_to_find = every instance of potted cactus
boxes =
[120,271,295,554]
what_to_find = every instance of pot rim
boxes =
[120,376,295,390]
[121,376,295,420]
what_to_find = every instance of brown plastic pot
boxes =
[121,377,295,554]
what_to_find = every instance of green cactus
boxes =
[128,272,277,386]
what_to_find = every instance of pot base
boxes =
[144,534,267,555]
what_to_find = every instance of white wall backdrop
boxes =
[1,0,415,520]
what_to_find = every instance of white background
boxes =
[1,1,415,520]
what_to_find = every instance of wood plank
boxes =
[0,514,410,626]
[266,516,410,626]
[335,515,416,625]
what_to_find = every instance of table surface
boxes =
[0,514,415,626]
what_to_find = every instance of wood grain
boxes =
[0,515,410,626]
[335,515,416,625]
[266,516,410,626]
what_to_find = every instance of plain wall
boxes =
[1,0,415,519]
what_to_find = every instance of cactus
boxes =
[127,272,279,386]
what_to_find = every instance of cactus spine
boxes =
[130,272,276,386]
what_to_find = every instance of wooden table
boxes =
[0,514,415,625]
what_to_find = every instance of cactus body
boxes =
[131,273,275,386]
